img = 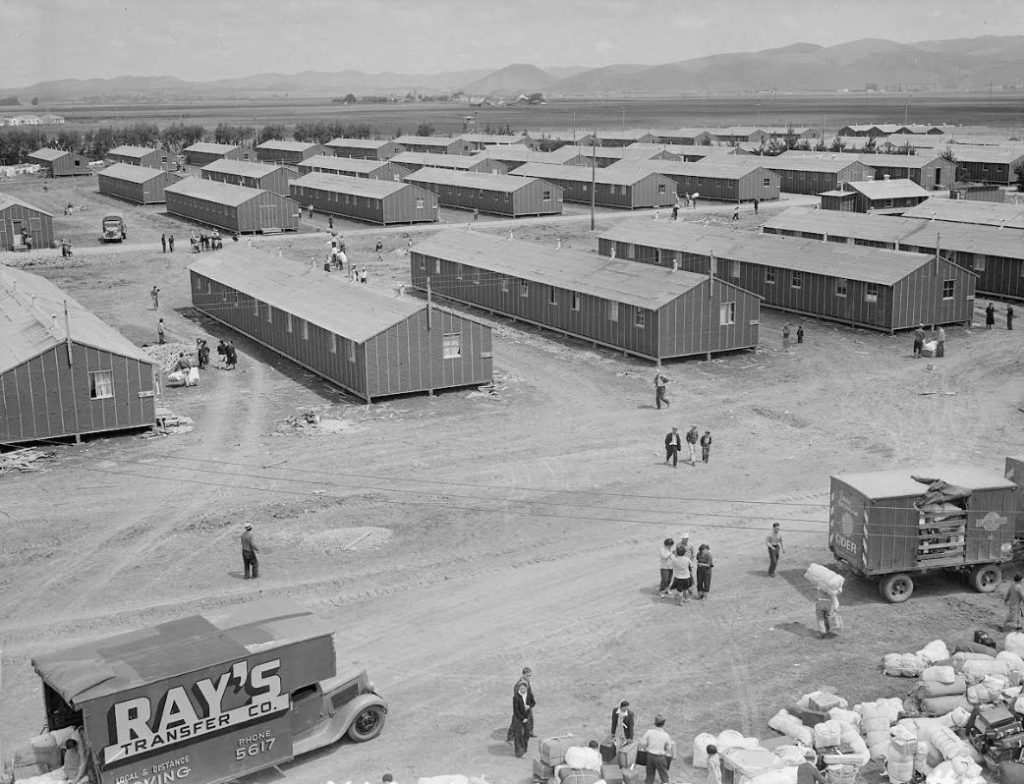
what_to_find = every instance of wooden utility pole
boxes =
[590,132,596,231]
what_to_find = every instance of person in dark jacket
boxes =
[611,700,636,743]
[986,302,996,330]
[665,427,682,467]
[700,431,712,463]
[1008,306,1015,331]
[510,683,532,758]
[696,544,714,599]
[506,667,536,743]
[241,523,258,579]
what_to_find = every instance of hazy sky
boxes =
[2,0,1022,86]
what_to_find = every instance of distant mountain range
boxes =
[2,35,1022,103]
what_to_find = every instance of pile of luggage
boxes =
[532,735,651,784]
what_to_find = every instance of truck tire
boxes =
[347,705,385,742]
[970,564,1001,593]
[879,573,914,603]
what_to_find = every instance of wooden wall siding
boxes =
[655,170,780,202]
[190,272,369,398]
[298,160,409,182]
[364,309,492,398]
[902,244,1024,301]
[190,272,488,400]
[186,148,242,166]
[166,190,299,233]
[256,146,321,165]
[44,153,91,177]
[539,176,675,209]
[0,344,154,444]
[869,159,956,189]
[110,149,162,168]
[601,239,974,331]
[0,204,54,250]
[289,183,437,225]
[97,171,179,204]
[852,194,929,213]
[657,280,760,358]
[325,141,401,160]
[409,252,757,360]
[202,168,296,197]
[888,259,976,329]
[958,158,1024,186]
[769,161,874,194]
[410,180,561,217]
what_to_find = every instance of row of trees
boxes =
[0,122,206,165]
[0,119,430,165]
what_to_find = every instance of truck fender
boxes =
[329,693,387,741]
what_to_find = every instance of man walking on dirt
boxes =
[685,425,699,466]
[241,523,259,579]
[151,286,160,310]
[665,427,682,468]
[507,667,536,742]
[157,318,166,344]
[654,367,670,409]
[161,233,167,253]
[766,523,784,577]
[168,234,175,252]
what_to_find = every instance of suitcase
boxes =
[809,693,843,713]
[975,630,997,648]
[789,705,830,726]
[533,757,555,780]
[990,725,1024,742]
[617,740,639,769]
[540,735,579,766]
[602,764,624,784]
[993,734,1024,751]
[636,748,648,767]
[600,737,618,764]
[978,706,1018,729]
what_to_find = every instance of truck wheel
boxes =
[970,564,1001,593]
[879,573,914,603]
[347,705,385,742]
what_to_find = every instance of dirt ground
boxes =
[2,179,1023,784]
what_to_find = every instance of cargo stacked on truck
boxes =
[829,465,1017,603]
[23,598,386,784]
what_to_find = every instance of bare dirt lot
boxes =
[2,182,1023,784]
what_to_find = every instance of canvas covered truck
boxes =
[99,215,126,242]
[9,599,386,784]
[829,466,1017,603]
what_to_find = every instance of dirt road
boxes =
[1,191,1022,783]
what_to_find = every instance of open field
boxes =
[2,167,1024,783]
[10,93,1024,138]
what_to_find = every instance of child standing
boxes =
[707,745,723,784]
[696,544,714,599]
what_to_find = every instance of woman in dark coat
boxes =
[510,683,532,757]
[986,302,996,330]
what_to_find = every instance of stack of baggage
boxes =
[965,705,1024,767]
[915,503,967,564]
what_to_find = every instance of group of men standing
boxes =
[664,425,712,467]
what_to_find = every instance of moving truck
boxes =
[829,465,1016,603]
[13,599,386,784]
[99,215,127,242]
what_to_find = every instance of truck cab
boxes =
[290,664,387,756]
[13,599,386,784]
[99,215,126,242]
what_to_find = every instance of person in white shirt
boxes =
[638,714,674,784]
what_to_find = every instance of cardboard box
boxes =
[532,757,555,780]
